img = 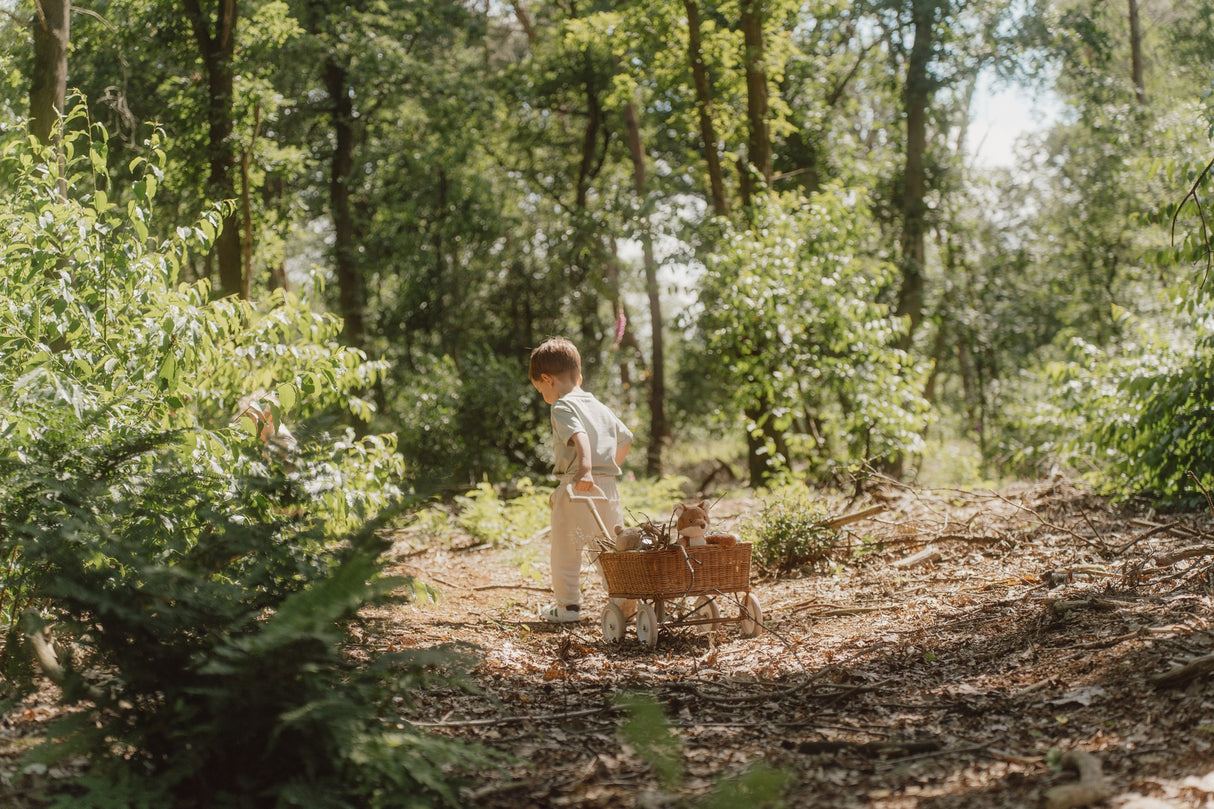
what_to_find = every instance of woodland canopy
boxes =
[4,0,1214,497]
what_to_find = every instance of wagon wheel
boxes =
[636,603,659,647]
[739,593,763,638]
[689,595,719,634]
[601,602,626,643]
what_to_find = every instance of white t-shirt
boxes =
[550,389,632,477]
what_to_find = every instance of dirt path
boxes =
[370,481,1214,808]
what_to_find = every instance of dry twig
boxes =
[1153,544,1214,568]
[1151,652,1214,688]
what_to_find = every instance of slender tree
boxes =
[684,0,731,217]
[893,0,935,350]
[623,98,668,476]
[1127,0,1145,103]
[323,57,366,351]
[29,0,70,148]
[182,0,244,299]
[740,0,771,205]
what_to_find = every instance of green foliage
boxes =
[0,109,400,539]
[699,762,789,809]
[0,113,480,805]
[743,485,836,575]
[614,690,787,807]
[391,352,542,491]
[1008,324,1214,505]
[988,119,1214,501]
[616,692,684,791]
[454,478,552,546]
[3,425,486,809]
[691,188,932,474]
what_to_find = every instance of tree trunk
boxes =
[741,0,771,192]
[745,396,787,488]
[684,0,730,217]
[740,0,785,483]
[324,59,366,351]
[623,100,668,477]
[182,0,243,299]
[576,69,605,210]
[1127,0,1145,104]
[263,171,289,292]
[895,0,934,350]
[29,0,70,148]
[239,103,261,300]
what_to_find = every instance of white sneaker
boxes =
[539,603,582,623]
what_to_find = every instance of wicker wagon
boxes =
[596,543,763,647]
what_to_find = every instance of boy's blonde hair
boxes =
[529,337,581,381]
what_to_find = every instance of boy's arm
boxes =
[615,438,632,469]
[571,432,595,491]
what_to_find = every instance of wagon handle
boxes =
[566,484,613,540]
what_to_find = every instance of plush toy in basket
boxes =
[597,499,763,647]
[673,500,738,548]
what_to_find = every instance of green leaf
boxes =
[276,382,297,413]
[158,354,178,390]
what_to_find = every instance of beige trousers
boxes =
[549,476,622,608]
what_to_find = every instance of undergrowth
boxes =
[743,485,837,575]
[0,111,487,807]
[4,422,495,806]
[422,475,695,548]
[616,691,788,807]
[2,422,495,809]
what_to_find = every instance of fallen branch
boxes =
[1153,544,1214,568]
[1115,520,1182,554]
[819,505,886,531]
[1130,518,1201,539]
[1047,597,1124,615]
[1041,566,1118,589]
[893,546,941,569]
[931,533,1005,544]
[1044,750,1111,809]
[1151,652,1214,688]
[470,583,551,593]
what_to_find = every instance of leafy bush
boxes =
[391,352,545,491]
[743,486,836,575]
[4,422,487,809]
[454,478,552,545]
[690,188,932,476]
[0,110,482,806]
[1006,326,1214,505]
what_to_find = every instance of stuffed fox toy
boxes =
[673,501,737,548]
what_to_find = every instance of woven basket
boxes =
[598,543,752,600]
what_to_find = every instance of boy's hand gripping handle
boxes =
[566,483,612,540]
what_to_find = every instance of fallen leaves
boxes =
[9,480,1214,807]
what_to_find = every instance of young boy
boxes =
[529,337,633,623]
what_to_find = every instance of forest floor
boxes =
[369,478,1214,808]
[4,478,1214,808]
